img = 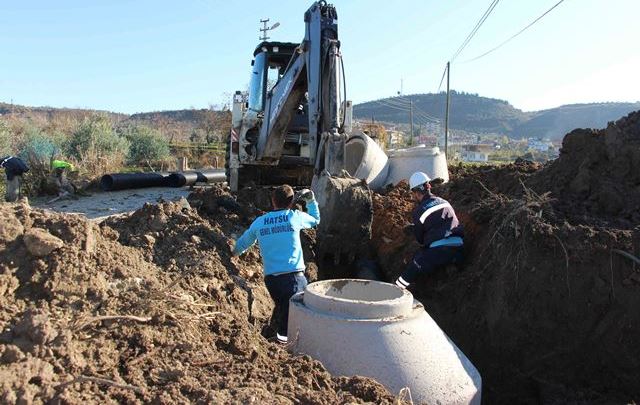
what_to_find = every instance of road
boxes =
[31,187,191,221]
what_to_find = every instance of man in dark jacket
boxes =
[395,171,464,290]
[0,156,29,202]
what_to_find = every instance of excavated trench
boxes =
[364,112,640,404]
[278,111,640,403]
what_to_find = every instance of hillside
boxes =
[513,102,640,140]
[0,102,127,125]
[353,93,640,140]
[3,95,639,143]
[0,103,230,143]
[354,92,530,135]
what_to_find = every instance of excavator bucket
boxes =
[312,172,373,265]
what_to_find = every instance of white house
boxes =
[527,138,554,152]
[461,144,493,162]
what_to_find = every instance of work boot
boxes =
[395,276,410,290]
[276,333,288,345]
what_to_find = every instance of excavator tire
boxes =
[312,173,372,266]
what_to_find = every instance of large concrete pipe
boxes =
[345,133,389,191]
[288,279,481,404]
[386,145,449,185]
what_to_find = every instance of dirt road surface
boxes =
[31,187,191,221]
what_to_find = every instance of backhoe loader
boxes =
[227,1,374,263]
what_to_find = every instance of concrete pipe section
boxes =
[288,279,481,404]
[386,145,450,185]
[345,133,389,191]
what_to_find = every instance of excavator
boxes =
[227,1,375,264]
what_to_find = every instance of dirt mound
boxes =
[371,151,640,402]
[529,110,640,228]
[0,200,396,403]
[371,180,418,280]
[371,161,543,280]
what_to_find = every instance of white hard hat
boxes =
[409,171,431,190]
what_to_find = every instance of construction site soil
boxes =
[372,112,640,404]
[1,111,638,404]
[0,195,396,404]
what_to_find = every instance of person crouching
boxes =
[395,172,464,290]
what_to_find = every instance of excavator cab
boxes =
[248,42,312,161]
[247,42,298,115]
[229,41,315,189]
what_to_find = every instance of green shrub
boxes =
[18,125,60,165]
[66,115,129,174]
[0,119,12,157]
[121,125,170,168]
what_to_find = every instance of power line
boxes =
[373,99,442,125]
[375,100,408,110]
[390,97,441,120]
[413,114,439,127]
[374,100,411,113]
[451,0,501,62]
[462,0,567,63]
[383,98,411,107]
[384,98,442,122]
[398,97,442,122]
[414,110,441,123]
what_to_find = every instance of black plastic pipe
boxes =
[167,169,226,187]
[166,171,199,187]
[197,169,226,184]
[100,172,170,191]
[101,169,226,191]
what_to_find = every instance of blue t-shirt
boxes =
[234,201,320,276]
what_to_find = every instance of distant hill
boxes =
[3,94,639,142]
[0,102,126,122]
[353,92,640,140]
[0,103,230,143]
[512,103,640,140]
[130,109,216,124]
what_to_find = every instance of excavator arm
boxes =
[255,0,345,174]
[232,1,373,266]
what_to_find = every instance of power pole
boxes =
[444,61,451,159]
[409,97,414,147]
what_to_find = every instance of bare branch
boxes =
[75,315,152,331]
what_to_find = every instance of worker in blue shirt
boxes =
[395,172,464,290]
[232,184,320,344]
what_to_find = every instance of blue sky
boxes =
[1,0,638,114]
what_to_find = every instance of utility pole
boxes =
[409,97,414,147]
[444,61,451,159]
